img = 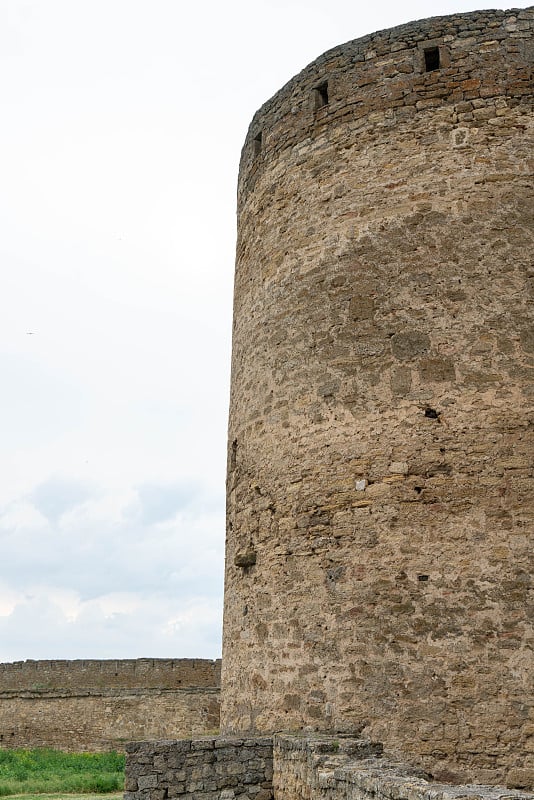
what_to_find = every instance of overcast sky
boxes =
[0,0,530,663]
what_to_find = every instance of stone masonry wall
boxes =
[273,735,534,800]
[0,659,220,751]
[125,737,273,800]
[124,735,534,800]
[273,735,385,799]
[222,6,534,789]
[0,659,221,691]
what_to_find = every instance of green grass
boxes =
[0,750,124,796]
[8,794,123,800]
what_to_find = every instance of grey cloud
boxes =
[30,478,92,522]
[0,592,222,661]
[135,482,199,524]
[0,478,224,606]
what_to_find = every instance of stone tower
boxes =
[222,8,534,789]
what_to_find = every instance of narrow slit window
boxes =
[313,81,329,109]
[253,131,262,156]
[424,46,440,72]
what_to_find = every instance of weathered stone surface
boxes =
[0,659,220,751]
[125,734,534,800]
[125,738,274,800]
[222,6,534,789]
[273,735,534,800]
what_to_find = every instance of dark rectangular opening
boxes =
[313,81,329,109]
[424,46,440,71]
[253,131,262,156]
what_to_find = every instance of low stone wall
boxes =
[124,734,534,800]
[273,735,384,798]
[0,659,220,751]
[273,735,534,799]
[125,737,273,800]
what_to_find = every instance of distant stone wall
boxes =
[0,659,220,751]
[125,737,273,800]
[0,658,220,691]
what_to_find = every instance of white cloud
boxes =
[0,500,50,534]
[0,589,223,662]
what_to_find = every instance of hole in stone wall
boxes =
[424,46,440,71]
[230,439,238,470]
[252,131,262,156]
[234,547,257,568]
[424,407,439,419]
[418,574,429,582]
[414,486,422,494]
[313,81,329,109]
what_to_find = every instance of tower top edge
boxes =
[244,6,534,135]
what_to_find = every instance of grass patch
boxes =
[0,750,124,796]
[8,794,123,800]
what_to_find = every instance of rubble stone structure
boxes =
[222,6,534,791]
[0,659,220,751]
[125,733,534,800]
[126,736,273,799]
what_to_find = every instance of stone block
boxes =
[137,774,159,790]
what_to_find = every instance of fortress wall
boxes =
[0,658,220,691]
[222,7,534,789]
[0,659,221,751]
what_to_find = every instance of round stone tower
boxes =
[222,8,534,789]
